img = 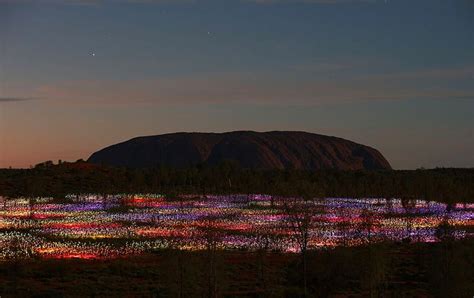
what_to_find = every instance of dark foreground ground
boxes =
[1,240,473,298]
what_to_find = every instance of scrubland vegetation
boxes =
[1,161,473,204]
[1,240,473,297]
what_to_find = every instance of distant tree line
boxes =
[0,160,473,204]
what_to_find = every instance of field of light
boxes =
[0,195,472,260]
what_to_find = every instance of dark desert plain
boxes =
[1,0,474,297]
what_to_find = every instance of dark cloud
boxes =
[0,97,35,103]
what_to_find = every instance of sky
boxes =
[0,0,473,169]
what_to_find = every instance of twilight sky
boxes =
[1,0,473,169]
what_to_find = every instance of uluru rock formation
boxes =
[88,131,391,170]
